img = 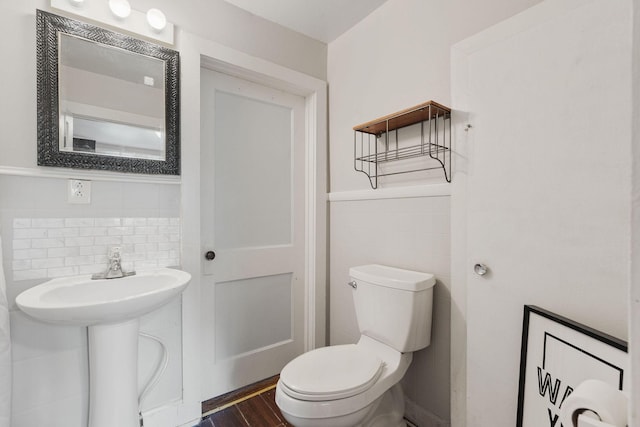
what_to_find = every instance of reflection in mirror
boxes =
[58,33,166,160]
[37,10,180,174]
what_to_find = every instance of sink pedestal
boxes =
[14,268,192,427]
[88,319,140,427]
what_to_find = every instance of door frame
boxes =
[176,32,327,426]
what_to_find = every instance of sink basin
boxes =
[16,267,191,326]
[15,267,191,427]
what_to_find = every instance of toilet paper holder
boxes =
[575,412,621,427]
[560,379,628,427]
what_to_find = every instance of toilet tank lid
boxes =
[349,264,436,291]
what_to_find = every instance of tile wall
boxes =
[0,174,183,427]
[12,216,180,281]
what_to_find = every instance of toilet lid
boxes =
[280,344,383,401]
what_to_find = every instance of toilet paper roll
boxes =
[577,412,618,427]
[560,379,627,427]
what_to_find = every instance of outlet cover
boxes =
[68,179,91,204]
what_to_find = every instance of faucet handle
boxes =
[109,246,122,260]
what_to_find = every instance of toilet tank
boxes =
[349,264,436,352]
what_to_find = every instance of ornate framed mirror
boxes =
[37,10,180,174]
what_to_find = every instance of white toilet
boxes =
[275,264,436,427]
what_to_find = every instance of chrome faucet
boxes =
[92,247,136,280]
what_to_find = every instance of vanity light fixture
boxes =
[50,0,175,44]
[146,8,167,31]
[108,0,131,18]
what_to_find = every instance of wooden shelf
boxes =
[353,101,451,136]
[353,100,451,188]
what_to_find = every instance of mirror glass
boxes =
[58,33,166,160]
[37,10,180,174]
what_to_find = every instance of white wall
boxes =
[327,0,542,424]
[328,0,544,193]
[0,1,327,426]
[0,0,326,169]
[452,1,631,426]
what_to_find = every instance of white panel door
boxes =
[461,2,630,426]
[200,69,306,398]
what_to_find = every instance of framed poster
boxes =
[516,305,628,427]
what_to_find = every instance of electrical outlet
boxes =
[68,179,91,204]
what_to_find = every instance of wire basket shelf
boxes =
[353,101,451,189]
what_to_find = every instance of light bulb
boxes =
[146,8,167,31]
[108,0,131,18]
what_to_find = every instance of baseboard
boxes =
[404,397,450,427]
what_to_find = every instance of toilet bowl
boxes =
[276,264,436,427]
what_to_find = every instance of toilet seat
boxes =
[280,344,383,401]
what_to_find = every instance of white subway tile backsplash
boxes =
[13,240,30,250]
[78,227,107,237]
[147,234,169,243]
[158,242,179,251]
[79,246,107,256]
[123,217,147,226]
[135,243,157,253]
[64,218,94,227]
[47,228,79,238]
[160,225,180,234]
[108,226,133,236]
[31,218,64,228]
[31,238,65,249]
[13,269,47,281]
[163,258,179,267]
[14,229,48,239]
[147,251,170,260]
[14,249,47,260]
[64,237,94,247]
[135,226,158,235]
[123,235,147,244]
[65,256,95,266]
[135,260,159,270]
[94,218,121,227]
[12,260,31,271]
[11,217,181,281]
[147,217,169,226]
[93,236,121,246]
[48,247,80,258]
[48,267,79,278]
[31,258,65,269]
[13,219,31,229]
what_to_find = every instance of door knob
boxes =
[347,280,357,289]
[204,250,216,261]
[474,263,489,276]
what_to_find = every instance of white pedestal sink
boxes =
[15,267,191,427]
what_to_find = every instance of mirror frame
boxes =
[37,10,180,175]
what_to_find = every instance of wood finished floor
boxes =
[199,376,293,427]
[198,375,420,427]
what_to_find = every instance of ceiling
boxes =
[222,0,389,43]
